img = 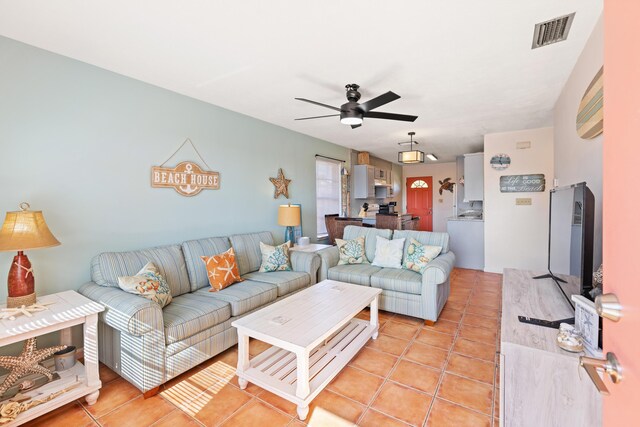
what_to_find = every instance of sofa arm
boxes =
[422,251,456,287]
[290,251,321,285]
[79,282,164,337]
[317,246,340,281]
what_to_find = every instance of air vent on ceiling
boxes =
[532,12,575,49]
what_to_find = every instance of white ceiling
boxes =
[0,0,602,163]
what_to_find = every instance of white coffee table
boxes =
[231,280,381,420]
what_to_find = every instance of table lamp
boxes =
[278,204,300,245]
[0,203,60,308]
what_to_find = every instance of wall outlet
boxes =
[438,198,443,203]
[516,198,532,206]
[516,141,532,149]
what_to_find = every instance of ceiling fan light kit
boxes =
[295,83,417,129]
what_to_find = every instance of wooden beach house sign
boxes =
[151,161,220,196]
[500,174,545,193]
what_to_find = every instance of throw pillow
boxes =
[259,241,292,272]
[201,248,244,291]
[402,238,443,273]
[371,236,406,269]
[118,262,172,307]
[336,236,369,265]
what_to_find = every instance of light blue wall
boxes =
[0,36,349,303]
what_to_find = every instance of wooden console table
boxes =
[500,269,601,427]
[0,290,104,426]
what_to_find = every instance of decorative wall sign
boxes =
[152,138,219,197]
[270,168,291,199]
[151,162,219,196]
[490,153,511,170]
[499,174,545,193]
[577,66,603,140]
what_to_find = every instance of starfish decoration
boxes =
[269,168,291,199]
[0,338,67,397]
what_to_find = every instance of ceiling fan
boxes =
[295,84,418,129]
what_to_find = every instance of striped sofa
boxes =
[79,231,320,394]
[317,226,455,323]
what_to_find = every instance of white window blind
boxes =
[316,158,341,237]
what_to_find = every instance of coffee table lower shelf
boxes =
[238,318,376,419]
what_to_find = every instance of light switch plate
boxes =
[516,141,531,149]
[516,198,532,206]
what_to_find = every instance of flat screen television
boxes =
[541,182,595,308]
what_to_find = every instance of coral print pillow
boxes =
[402,238,442,273]
[259,241,292,272]
[118,262,172,307]
[201,248,244,291]
[336,236,369,265]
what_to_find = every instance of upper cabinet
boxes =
[353,164,375,199]
[464,153,484,201]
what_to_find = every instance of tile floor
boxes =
[23,268,502,427]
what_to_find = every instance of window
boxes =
[411,179,429,188]
[316,158,341,237]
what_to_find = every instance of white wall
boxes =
[554,15,603,269]
[403,162,457,232]
[484,127,554,273]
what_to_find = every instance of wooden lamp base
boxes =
[7,251,36,308]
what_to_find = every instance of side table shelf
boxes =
[0,290,104,426]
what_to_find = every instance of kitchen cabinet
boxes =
[375,185,391,199]
[447,218,484,269]
[353,164,375,198]
[464,153,484,201]
[373,167,389,184]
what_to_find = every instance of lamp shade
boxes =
[398,150,425,164]
[278,205,301,227]
[0,204,61,252]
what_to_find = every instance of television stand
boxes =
[532,272,567,283]
[500,269,600,426]
[517,315,574,329]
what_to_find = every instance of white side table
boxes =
[290,244,332,253]
[0,290,104,426]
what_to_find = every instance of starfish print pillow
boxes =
[201,248,244,291]
[117,262,173,307]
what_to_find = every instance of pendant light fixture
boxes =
[398,132,425,164]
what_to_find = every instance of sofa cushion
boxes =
[243,271,310,296]
[392,230,450,254]
[229,232,274,275]
[195,280,278,316]
[91,244,191,297]
[327,264,382,286]
[182,236,232,291]
[371,268,423,295]
[162,293,231,345]
[343,226,393,263]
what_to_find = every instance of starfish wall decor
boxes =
[0,338,66,397]
[269,168,291,199]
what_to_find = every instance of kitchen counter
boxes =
[448,216,484,222]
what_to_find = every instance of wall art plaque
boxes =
[499,174,545,193]
[151,161,219,196]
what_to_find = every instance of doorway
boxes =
[406,176,433,231]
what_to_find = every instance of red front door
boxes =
[406,176,433,231]
[603,1,640,424]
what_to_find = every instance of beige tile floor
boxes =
[23,268,502,427]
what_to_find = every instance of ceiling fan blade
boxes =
[295,114,340,121]
[294,98,341,112]
[365,111,418,122]
[351,124,362,129]
[358,91,400,113]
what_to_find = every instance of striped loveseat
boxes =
[79,231,320,394]
[317,226,455,324]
